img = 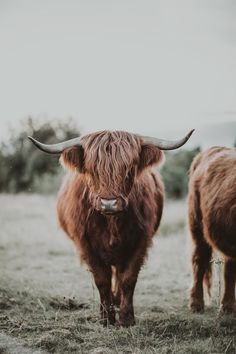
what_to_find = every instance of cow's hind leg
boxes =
[221,258,236,313]
[189,239,212,312]
[188,191,212,313]
[111,266,121,307]
[90,263,116,325]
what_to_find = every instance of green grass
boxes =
[0,285,236,354]
[0,195,235,353]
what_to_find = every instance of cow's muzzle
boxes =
[96,196,127,215]
[101,198,118,214]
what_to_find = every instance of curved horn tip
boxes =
[27,136,52,153]
[187,129,195,138]
[28,136,37,144]
[28,136,34,142]
[28,136,40,146]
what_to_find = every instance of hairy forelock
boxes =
[80,131,141,193]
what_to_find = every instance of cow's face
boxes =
[61,131,163,215]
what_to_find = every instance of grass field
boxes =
[0,195,235,354]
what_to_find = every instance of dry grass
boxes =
[0,195,235,353]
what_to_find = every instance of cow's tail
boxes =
[204,261,212,298]
[111,266,120,306]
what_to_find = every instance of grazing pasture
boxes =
[0,195,235,353]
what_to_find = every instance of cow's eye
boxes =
[125,168,135,185]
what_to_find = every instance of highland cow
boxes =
[29,129,193,326]
[188,147,236,313]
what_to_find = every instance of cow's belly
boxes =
[203,211,236,259]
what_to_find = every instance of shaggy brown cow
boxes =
[29,129,193,326]
[188,147,236,314]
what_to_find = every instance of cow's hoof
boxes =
[119,317,135,327]
[220,303,236,314]
[109,316,116,325]
[100,316,116,326]
[113,295,121,307]
[100,319,116,326]
[189,301,204,313]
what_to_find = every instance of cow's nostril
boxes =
[100,198,117,211]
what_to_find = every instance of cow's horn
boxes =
[140,129,194,150]
[28,136,82,154]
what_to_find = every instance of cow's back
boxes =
[189,147,236,257]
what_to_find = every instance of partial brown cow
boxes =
[188,147,236,313]
[29,129,193,326]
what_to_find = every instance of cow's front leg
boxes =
[118,255,143,326]
[91,263,116,325]
[119,273,137,326]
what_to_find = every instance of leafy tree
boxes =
[161,147,201,199]
[0,117,80,193]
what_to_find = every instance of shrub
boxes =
[0,117,80,193]
[161,147,201,199]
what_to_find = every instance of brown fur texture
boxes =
[57,131,164,326]
[188,147,236,313]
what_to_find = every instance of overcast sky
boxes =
[0,0,236,139]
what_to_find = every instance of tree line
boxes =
[0,117,203,198]
[0,117,80,193]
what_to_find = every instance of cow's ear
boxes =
[60,146,84,172]
[138,144,164,172]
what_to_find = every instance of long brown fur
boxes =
[188,147,236,313]
[57,131,164,325]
